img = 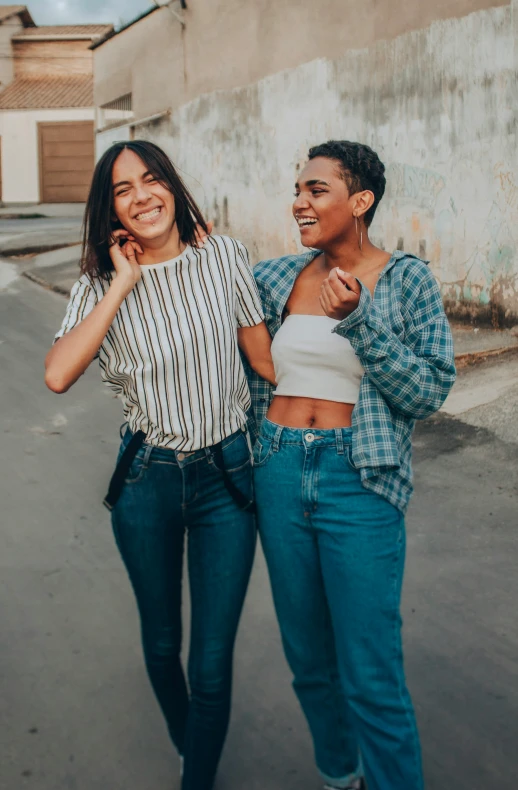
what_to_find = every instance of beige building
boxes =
[92,0,518,325]
[0,5,112,203]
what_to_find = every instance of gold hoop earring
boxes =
[354,215,363,252]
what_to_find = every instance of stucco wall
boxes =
[180,0,508,101]
[94,0,518,325]
[96,123,131,159]
[93,8,183,118]
[0,108,94,203]
[94,0,508,112]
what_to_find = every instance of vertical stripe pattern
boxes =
[54,235,264,451]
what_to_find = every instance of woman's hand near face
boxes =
[194,220,214,248]
[109,229,143,297]
[44,230,146,394]
[320,267,361,321]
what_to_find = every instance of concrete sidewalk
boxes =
[0,202,85,218]
[452,322,518,365]
[20,244,83,295]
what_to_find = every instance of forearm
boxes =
[350,321,455,417]
[45,281,127,393]
[238,323,277,385]
[334,286,455,418]
[249,355,276,386]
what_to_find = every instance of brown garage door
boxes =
[38,121,94,203]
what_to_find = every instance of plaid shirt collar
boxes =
[259,248,408,333]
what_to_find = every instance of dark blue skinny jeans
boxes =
[111,426,256,790]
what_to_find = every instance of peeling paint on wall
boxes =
[125,1,518,325]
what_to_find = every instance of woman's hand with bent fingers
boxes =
[45,230,144,394]
[320,267,361,321]
[193,220,214,249]
[109,229,143,297]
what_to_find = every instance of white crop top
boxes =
[271,315,364,403]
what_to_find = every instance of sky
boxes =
[25,0,153,27]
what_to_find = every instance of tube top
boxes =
[271,314,364,403]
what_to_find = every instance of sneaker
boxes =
[324,779,365,790]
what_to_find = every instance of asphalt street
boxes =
[1,269,517,790]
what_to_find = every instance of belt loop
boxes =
[142,443,153,468]
[272,424,283,452]
[335,428,344,455]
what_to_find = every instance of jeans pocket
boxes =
[252,436,274,468]
[212,431,251,473]
[124,448,148,484]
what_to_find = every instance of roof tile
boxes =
[0,75,93,109]
[0,5,26,22]
[13,24,113,39]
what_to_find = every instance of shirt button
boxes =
[305,433,315,442]
[177,452,185,461]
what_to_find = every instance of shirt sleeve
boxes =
[333,264,456,419]
[234,241,265,328]
[54,275,99,342]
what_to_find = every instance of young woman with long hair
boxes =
[45,140,275,790]
[246,141,456,790]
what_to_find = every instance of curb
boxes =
[455,345,518,368]
[22,270,70,297]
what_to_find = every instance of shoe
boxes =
[324,779,365,790]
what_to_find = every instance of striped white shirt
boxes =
[55,235,264,451]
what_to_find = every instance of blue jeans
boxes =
[254,419,423,790]
[112,426,256,790]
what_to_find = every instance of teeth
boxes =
[136,207,161,221]
[297,217,317,226]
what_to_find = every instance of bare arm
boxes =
[45,231,142,394]
[238,322,276,385]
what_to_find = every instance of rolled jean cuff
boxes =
[319,766,363,789]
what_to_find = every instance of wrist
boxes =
[109,276,133,301]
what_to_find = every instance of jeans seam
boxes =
[389,521,423,790]
[321,602,349,775]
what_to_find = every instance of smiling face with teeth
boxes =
[112,148,178,249]
[293,157,362,250]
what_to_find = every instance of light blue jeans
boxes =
[254,418,423,790]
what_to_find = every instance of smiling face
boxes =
[111,148,177,245]
[293,157,359,249]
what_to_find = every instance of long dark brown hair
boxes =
[81,140,208,279]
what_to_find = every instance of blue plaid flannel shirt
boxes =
[244,249,456,513]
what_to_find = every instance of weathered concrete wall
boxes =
[94,0,518,325]
[141,2,518,326]
[95,0,508,113]
[180,0,508,101]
